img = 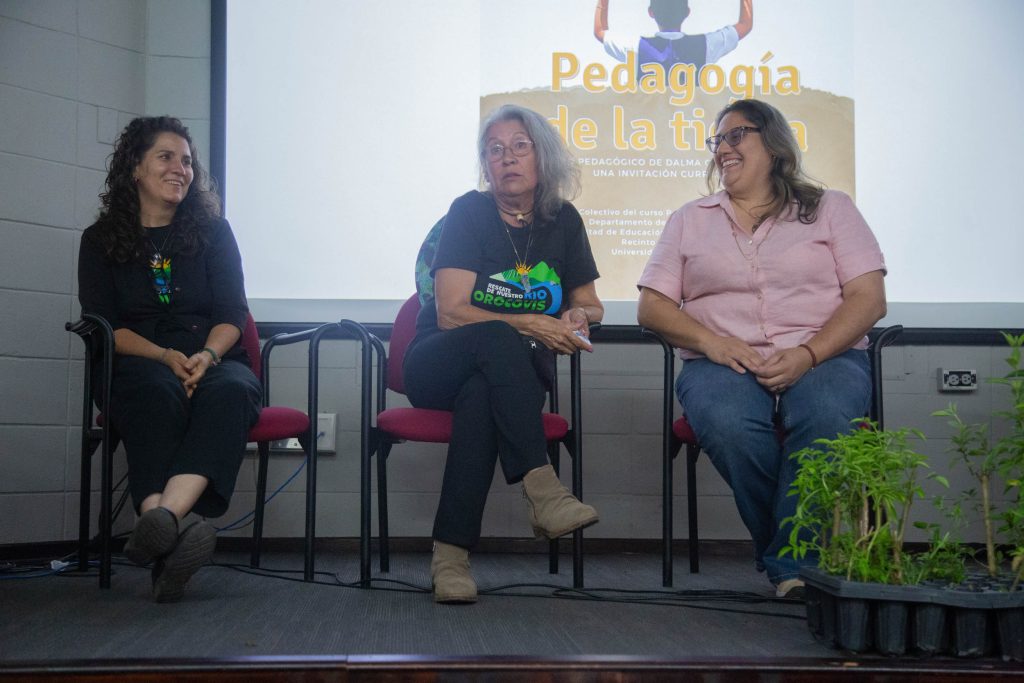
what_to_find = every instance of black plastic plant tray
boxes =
[801,566,1024,660]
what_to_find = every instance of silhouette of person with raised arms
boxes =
[595,0,753,81]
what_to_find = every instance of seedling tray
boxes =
[801,566,1024,660]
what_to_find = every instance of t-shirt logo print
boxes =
[473,261,562,315]
[148,255,172,305]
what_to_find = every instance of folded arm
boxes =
[436,267,597,354]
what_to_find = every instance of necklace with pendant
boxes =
[730,215,774,262]
[146,227,174,304]
[498,205,534,225]
[499,214,534,292]
[146,226,175,259]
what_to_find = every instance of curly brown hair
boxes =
[94,116,221,263]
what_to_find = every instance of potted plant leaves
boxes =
[781,334,1024,660]
[781,422,962,655]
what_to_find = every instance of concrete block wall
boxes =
[220,338,1018,546]
[0,0,211,544]
[1,1,1016,550]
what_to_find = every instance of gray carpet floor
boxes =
[0,547,812,660]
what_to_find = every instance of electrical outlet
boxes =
[247,412,337,453]
[316,413,336,452]
[938,368,977,392]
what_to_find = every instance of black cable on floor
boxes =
[205,561,806,620]
[4,553,806,620]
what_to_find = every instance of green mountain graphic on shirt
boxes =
[472,260,563,315]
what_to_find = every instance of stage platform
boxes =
[1,545,1021,681]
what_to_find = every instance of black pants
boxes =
[108,356,262,518]
[403,321,549,549]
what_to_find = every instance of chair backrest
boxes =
[867,324,902,429]
[241,312,262,381]
[387,295,422,395]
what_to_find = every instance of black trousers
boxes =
[403,321,549,549]
[108,356,262,518]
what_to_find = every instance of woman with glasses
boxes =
[404,104,604,603]
[78,116,262,602]
[637,99,886,599]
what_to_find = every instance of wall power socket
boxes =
[938,368,978,392]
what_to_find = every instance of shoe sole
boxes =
[533,513,600,540]
[433,587,478,604]
[124,508,178,566]
[778,586,806,600]
[152,522,216,603]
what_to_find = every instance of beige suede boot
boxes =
[522,464,599,539]
[430,540,477,604]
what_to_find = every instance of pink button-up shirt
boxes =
[638,190,886,360]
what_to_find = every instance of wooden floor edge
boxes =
[2,655,1022,681]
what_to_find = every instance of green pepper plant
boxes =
[934,332,1024,583]
[781,421,947,584]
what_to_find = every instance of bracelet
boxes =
[159,347,173,362]
[201,347,220,365]
[798,343,818,369]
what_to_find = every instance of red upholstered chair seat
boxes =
[248,406,311,443]
[377,407,569,444]
[672,416,697,444]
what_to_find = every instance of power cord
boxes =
[215,458,307,532]
[5,460,802,620]
[0,458,308,579]
[3,552,804,620]
[206,560,806,620]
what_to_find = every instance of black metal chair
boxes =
[342,295,591,588]
[643,325,903,586]
[66,313,340,586]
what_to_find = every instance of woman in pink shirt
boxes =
[637,99,886,598]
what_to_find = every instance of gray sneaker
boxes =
[124,507,178,566]
[152,521,216,603]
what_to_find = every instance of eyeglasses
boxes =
[486,139,534,161]
[705,126,761,153]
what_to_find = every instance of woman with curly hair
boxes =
[638,99,887,599]
[405,104,604,604]
[78,116,261,602]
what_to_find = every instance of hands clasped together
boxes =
[703,336,814,394]
[159,347,216,398]
[523,307,594,355]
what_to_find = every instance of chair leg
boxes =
[250,441,270,568]
[78,433,98,574]
[360,438,372,587]
[568,434,583,589]
[300,432,316,582]
[377,442,391,573]
[546,441,560,575]
[98,429,114,589]
[686,443,700,574]
[663,435,679,587]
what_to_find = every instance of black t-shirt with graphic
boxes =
[416,190,599,334]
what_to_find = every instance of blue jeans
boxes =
[675,348,871,584]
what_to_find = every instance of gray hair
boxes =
[479,104,581,223]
